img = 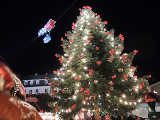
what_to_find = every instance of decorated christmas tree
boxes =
[51,6,150,119]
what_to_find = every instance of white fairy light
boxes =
[122,94,126,98]
[83,48,86,51]
[124,101,128,105]
[111,36,114,41]
[119,99,123,103]
[106,93,110,97]
[138,98,142,103]
[74,44,78,47]
[72,73,76,77]
[83,100,86,105]
[75,82,80,87]
[82,59,87,63]
[86,74,89,78]
[83,36,88,40]
[84,66,88,70]
[73,95,77,100]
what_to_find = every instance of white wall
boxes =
[25,86,51,94]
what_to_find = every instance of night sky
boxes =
[4,0,160,83]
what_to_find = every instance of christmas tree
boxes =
[51,6,150,119]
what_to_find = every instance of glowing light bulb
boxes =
[82,59,87,63]
[83,48,86,51]
[124,101,128,105]
[73,95,77,100]
[119,99,123,103]
[122,94,126,98]
[72,73,76,77]
[84,66,88,70]
[83,36,88,40]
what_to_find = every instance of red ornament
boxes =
[79,8,82,11]
[148,74,152,78]
[133,49,139,54]
[120,46,124,50]
[60,44,64,47]
[130,66,135,69]
[104,21,108,25]
[60,37,64,41]
[54,53,58,57]
[122,55,127,61]
[99,40,104,43]
[137,117,140,120]
[106,31,111,35]
[72,22,76,30]
[89,36,94,39]
[69,38,73,44]
[105,114,110,119]
[96,60,101,65]
[96,46,99,51]
[80,88,84,92]
[86,40,91,44]
[119,34,124,42]
[112,74,116,79]
[91,24,95,28]
[74,76,80,80]
[65,33,68,37]
[85,89,90,95]
[72,104,76,109]
[123,74,128,80]
[58,57,63,63]
[109,81,114,86]
[109,49,114,55]
[95,20,100,24]
[78,54,83,59]
[89,69,94,75]
[82,6,92,10]
[139,82,144,89]
[80,12,83,16]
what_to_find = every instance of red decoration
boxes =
[89,69,94,75]
[69,38,73,44]
[74,76,80,80]
[58,57,63,63]
[133,49,139,54]
[109,81,114,86]
[72,104,76,109]
[72,22,76,30]
[105,114,110,119]
[120,46,124,50]
[99,40,104,43]
[96,60,101,65]
[148,74,152,78]
[86,40,91,44]
[80,88,84,92]
[60,37,64,41]
[78,54,83,59]
[139,82,144,89]
[137,117,140,120]
[106,31,111,35]
[91,24,95,28]
[54,53,58,58]
[109,49,114,55]
[119,34,124,42]
[65,33,68,37]
[60,44,64,47]
[82,6,92,10]
[112,74,116,79]
[95,20,100,24]
[89,36,94,39]
[123,74,128,80]
[130,66,135,69]
[96,46,99,51]
[122,55,127,61]
[80,12,83,16]
[79,8,82,11]
[104,21,108,25]
[85,89,90,95]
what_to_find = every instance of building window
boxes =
[29,90,32,94]
[36,89,39,94]
[45,89,48,93]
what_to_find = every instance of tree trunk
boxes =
[95,105,101,120]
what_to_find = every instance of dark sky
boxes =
[4,0,160,83]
